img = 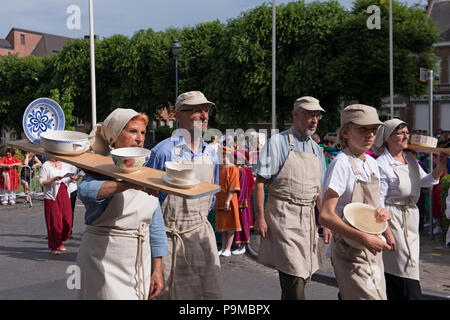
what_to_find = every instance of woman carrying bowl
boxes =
[373,119,448,300]
[76,108,168,300]
[319,105,392,300]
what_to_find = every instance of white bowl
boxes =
[342,202,387,249]
[111,147,151,173]
[40,130,90,155]
[165,161,196,184]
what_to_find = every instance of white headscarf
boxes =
[372,118,406,156]
[88,108,139,156]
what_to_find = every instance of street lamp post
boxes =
[272,0,276,130]
[171,40,183,101]
[89,0,97,126]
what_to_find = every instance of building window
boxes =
[168,120,174,128]
[448,57,450,84]
[414,103,430,132]
[152,121,157,129]
[20,33,25,45]
[160,120,166,127]
[436,57,442,84]
[440,103,450,131]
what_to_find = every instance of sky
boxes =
[1,0,366,40]
[1,0,425,40]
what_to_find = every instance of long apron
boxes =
[258,128,321,280]
[76,189,159,300]
[331,149,387,300]
[383,152,421,280]
[159,146,222,300]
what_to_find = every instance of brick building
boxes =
[0,28,72,57]
[382,0,450,133]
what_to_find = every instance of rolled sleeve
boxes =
[78,174,112,224]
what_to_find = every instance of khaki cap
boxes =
[175,91,215,111]
[293,96,325,112]
[340,104,384,127]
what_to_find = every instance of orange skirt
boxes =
[215,192,241,232]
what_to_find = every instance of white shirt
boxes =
[322,151,380,219]
[322,151,381,258]
[376,148,438,207]
[39,161,73,201]
[66,164,85,194]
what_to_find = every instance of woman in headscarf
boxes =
[76,108,168,300]
[373,118,448,300]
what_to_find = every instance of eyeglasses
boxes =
[300,110,323,120]
[392,131,410,137]
[179,108,211,116]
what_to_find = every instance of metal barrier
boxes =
[1,165,42,208]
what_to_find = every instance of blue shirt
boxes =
[252,127,326,185]
[78,174,168,258]
[147,130,219,210]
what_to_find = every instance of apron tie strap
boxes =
[86,224,149,300]
[363,249,385,300]
[165,220,208,299]
[399,205,415,268]
[306,196,318,282]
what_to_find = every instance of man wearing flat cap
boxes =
[253,96,329,300]
[147,91,222,299]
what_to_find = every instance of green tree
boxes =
[0,54,45,133]
[326,0,440,108]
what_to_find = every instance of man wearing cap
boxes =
[253,96,328,300]
[147,91,222,299]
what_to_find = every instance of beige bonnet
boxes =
[88,108,139,155]
[372,118,406,156]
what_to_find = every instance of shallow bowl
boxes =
[165,161,196,184]
[342,202,387,249]
[40,130,90,155]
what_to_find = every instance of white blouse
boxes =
[376,148,438,207]
[39,161,73,201]
[322,151,380,219]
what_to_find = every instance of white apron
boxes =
[258,128,321,280]
[331,149,387,300]
[76,189,159,300]
[159,146,222,300]
[383,152,421,280]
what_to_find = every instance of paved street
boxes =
[0,200,338,300]
[0,198,448,300]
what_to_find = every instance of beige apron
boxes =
[258,128,321,280]
[77,189,159,300]
[383,152,421,280]
[331,149,387,300]
[159,146,222,300]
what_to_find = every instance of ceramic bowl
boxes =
[342,202,387,249]
[165,161,196,184]
[110,147,151,173]
[40,130,90,155]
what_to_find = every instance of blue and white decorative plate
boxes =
[22,98,65,144]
